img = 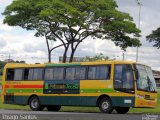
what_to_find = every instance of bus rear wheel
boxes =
[29,96,44,111]
[115,107,130,114]
[98,97,113,113]
[46,105,61,111]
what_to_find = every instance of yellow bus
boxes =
[1,61,157,114]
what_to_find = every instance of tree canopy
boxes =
[0,61,6,75]
[83,53,110,62]
[3,0,141,62]
[146,27,160,49]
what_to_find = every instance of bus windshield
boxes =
[135,64,157,92]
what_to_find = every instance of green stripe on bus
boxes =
[5,89,43,93]
[5,89,115,93]
[46,63,81,67]
[81,89,115,93]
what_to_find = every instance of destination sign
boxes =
[43,80,80,94]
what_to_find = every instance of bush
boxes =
[0,61,6,75]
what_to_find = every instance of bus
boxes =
[1,61,157,114]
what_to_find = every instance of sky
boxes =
[0,0,160,70]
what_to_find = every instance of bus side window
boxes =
[7,69,15,81]
[88,67,96,79]
[33,68,43,80]
[123,70,134,90]
[88,65,110,80]
[24,69,33,80]
[24,69,29,80]
[65,67,76,80]
[96,66,110,79]
[114,65,123,89]
[75,67,86,80]
[114,64,134,91]
[14,69,23,80]
[53,68,64,80]
[44,68,54,80]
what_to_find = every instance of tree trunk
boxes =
[69,49,76,63]
[62,44,69,63]
[69,41,81,63]
[48,50,51,63]
[45,34,51,63]
[62,50,67,63]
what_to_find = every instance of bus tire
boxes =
[98,97,113,113]
[46,105,61,111]
[29,96,44,111]
[115,107,130,114]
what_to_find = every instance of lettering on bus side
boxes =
[66,84,79,89]
[43,80,80,94]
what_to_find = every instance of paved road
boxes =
[0,109,159,120]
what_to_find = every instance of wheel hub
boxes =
[102,101,109,110]
[31,99,38,108]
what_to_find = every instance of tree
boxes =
[146,27,160,49]
[2,0,68,62]
[3,0,141,63]
[83,53,110,62]
[0,61,6,75]
[15,60,26,63]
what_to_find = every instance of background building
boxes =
[59,57,85,62]
[153,70,160,89]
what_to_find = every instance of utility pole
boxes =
[122,53,124,61]
[136,0,143,62]
[8,54,11,63]
[9,54,10,60]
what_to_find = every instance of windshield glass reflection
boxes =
[135,64,157,92]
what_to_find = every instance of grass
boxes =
[0,75,160,113]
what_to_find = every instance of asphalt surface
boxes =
[0,109,160,120]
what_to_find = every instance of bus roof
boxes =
[4,60,138,68]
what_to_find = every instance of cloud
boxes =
[0,38,6,48]
[0,0,160,71]
[23,39,46,53]
[0,0,12,6]
[0,19,12,31]
[114,0,160,70]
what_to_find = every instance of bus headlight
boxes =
[136,94,144,99]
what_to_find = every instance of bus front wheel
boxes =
[115,107,130,114]
[29,96,44,111]
[46,105,61,111]
[98,97,113,113]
